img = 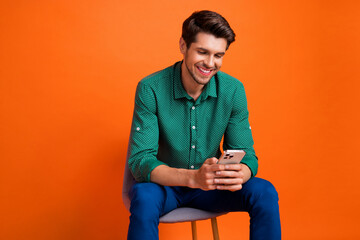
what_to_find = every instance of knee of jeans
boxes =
[261,180,278,201]
[250,178,279,204]
[129,183,165,218]
[247,179,280,222]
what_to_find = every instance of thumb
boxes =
[204,157,218,165]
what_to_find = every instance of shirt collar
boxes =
[173,61,217,101]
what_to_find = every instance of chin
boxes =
[196,71,217,85]
[193,77,211,86]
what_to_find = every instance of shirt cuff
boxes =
[240,156,258,177]
[145,161,168,182]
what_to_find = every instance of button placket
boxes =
[189,104,197,169]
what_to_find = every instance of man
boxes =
[127,10,281,240]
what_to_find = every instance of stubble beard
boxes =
[185,62,216,86]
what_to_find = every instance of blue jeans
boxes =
[127,177,281,240]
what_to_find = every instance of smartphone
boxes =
[218,150,246,164]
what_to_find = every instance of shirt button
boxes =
[192,126,196,129]
[190,165,194,169]
[192,145,195,149]
[136,127,140,131]
[192,106,195,110]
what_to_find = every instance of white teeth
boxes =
[198,67,211,73]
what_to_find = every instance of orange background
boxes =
[1,0,360,239]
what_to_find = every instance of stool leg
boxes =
[211,217,220,240]
[191,221,197,240]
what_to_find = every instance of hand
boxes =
[190,157,220,191]
[214,163,251,191]
[189,158,251,191]
[150,160,251,190]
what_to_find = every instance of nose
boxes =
[204,56,215,68]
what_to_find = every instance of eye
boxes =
[215,54,224,59]
[198,51,207,55]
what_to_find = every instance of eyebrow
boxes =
[196,47,225,55]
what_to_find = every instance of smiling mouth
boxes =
[196,66,213,76]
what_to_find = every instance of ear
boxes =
[179,37,186,54]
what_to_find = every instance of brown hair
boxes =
[182,10,236,49]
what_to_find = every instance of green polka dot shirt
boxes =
[129,61,258,182]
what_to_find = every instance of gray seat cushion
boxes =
[160,207,227,223]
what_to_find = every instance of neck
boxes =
[181,62,204,101]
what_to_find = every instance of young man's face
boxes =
[180,32,227,86]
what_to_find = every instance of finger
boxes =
[202,180,217,191]
[215,170,244,178]
[208,163,224,173]
[214,177,243,185]
[223,164,242,171]
[205,184,217,191]
[204,157,219,165]
[216,184,243,191]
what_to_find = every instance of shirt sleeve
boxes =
[128,82,168,182]
[223,83,258,176]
